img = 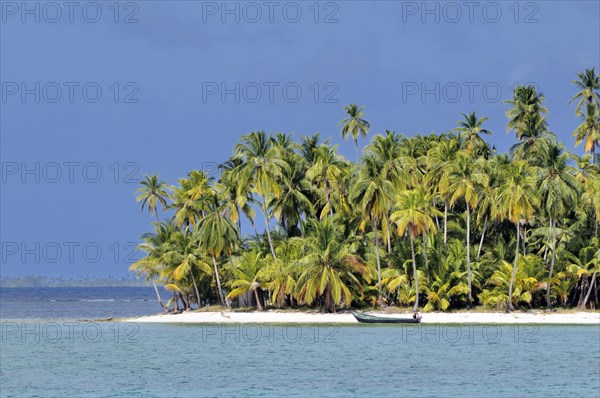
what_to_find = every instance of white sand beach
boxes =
[128,310,600,325]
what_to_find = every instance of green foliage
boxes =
[131,71,600,312]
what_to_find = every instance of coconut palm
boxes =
[538,143,580,308]
[391,186,441,312]
[339,104,371,162]
[234,131,288,257]
[136,174,169,223]
[306,144,351,218]
[454,112,492,155]
[294,218,369,313]
[573,103,600,164]
[129,222,176,308]
[569,67,600,115]
[445,151,488,308]
[350,155,396,305]
[197,192,240,306]
[497,160,539,311]
[227,249,266,310]
[505,85,548,140]
[428,136,460,246]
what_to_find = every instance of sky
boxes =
[1,0,599,277]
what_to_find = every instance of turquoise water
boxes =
[1,322,599,397]
[1,288,599,397]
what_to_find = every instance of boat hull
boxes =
[352,312,421,324]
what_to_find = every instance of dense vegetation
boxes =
[131,70,600,313]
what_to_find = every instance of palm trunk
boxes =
[385,214,392,253]
[477,217,488,260]
[252,222,261,241]
[410,235,419,312]
[355,139,359,163]
[253,288,264,311]
[189,269,201,309]
[508,222,520,311]
[261,198,277,258]
[522,226,527,257]
[546,217,556,309]
[151,280,164,308]
[443,201,448,247]
[373,217,383,306]
[581,271,597,309]
[173,293,180,311]
[422,232,428,271]
[211,255,227,307]
[466,206,472,309]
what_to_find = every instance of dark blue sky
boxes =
[1,1,599,277]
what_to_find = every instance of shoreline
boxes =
[127,310,600,325]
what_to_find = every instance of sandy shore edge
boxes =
[126,311,600,325]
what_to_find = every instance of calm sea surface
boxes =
[1,287,599,397]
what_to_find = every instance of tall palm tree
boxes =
[445,152,488,308]
[350,155,396,305]
[497,160,539,311]
[391,186,441,312]
[510,113,552,165]
[538,143,580,308]
[365,131,406,251]
[269,136,314,236]
[427,136,460,246]
[569,67,600,115]
[454,112,492,155]
[306,144,351,218]
[129,221,176,308]
[136,174,169,223]
[505,85,548,141]
[573,103,600,164]
[170,171,212,231]
[197,192,240,306]
[339,104,371,162]
[234,131,288,257]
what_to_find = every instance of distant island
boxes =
[0,275,150,288]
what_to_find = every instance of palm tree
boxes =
[573,103,600,164]
[339,104,371,162]
[427,136,460,246]
[510,114,553,165]
[197,192,240,306]
[136,174,169,223]
[161,231,212,308]
[294,218,369,313]
[497,160,539,311]
[538,143,580,308]
[570,67,600,115]
[269,136,314,236]
[306,144,351,218]
[505,85,548,141]
[129,221,176,308]
[234,131,288,257]
[391,186,441,312]
[454,112,492,155]
[445,152,488,308]
[350,155,396,305]
[365,131,406,251]
[227,249,266,310]
[170,171,212,231]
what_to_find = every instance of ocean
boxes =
[1,287,599,397]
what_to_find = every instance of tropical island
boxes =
[129,70,600,321]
